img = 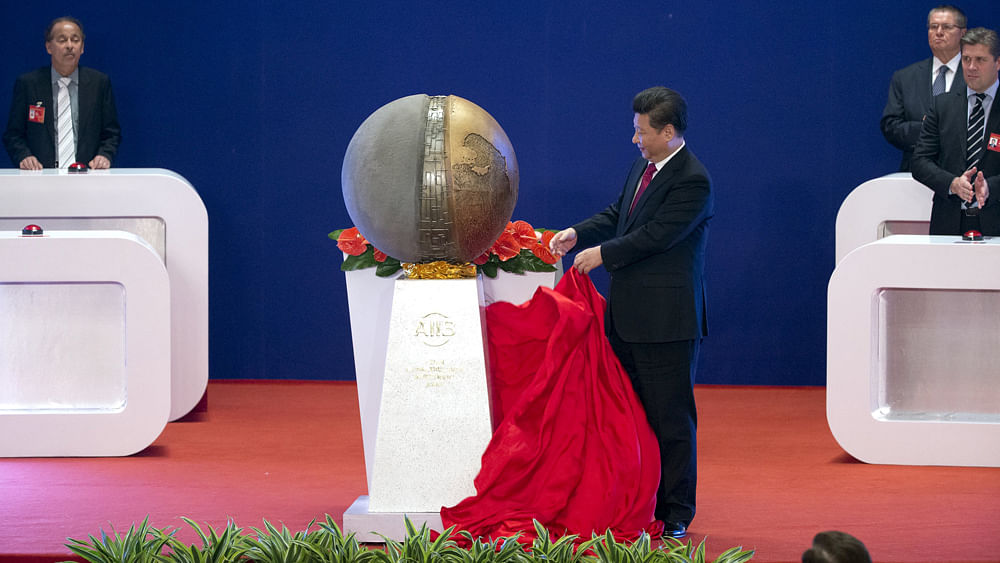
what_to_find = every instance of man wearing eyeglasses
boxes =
[881,5,967,172]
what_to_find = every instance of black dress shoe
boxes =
[662,521,687,538]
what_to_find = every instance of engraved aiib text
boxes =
[415,312,455,347]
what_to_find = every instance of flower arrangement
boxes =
[329,220,559,278]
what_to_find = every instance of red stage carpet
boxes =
[1,381,997,563]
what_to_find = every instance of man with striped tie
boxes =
[3,17,120,170]
[912,27,1000,235]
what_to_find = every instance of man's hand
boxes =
[549,228,578,257]
[89,155,111,169]
[19,156,42,170]
[949,167,978,203]
[974,170,989,207]
[573,246,603,274]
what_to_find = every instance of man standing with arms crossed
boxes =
[550,86,713,538]
[881,5,967,172]
[912,27,1000,235]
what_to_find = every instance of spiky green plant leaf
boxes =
[64,516,171,563]
[709,546,754,563]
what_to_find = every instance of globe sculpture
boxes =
[342,94,518,264]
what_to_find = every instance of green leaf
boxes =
[404,516,419,538]
[64,543,106,562]
[498,255,527,275]
[479,259,499,279]
[518,250,558,273]
[341,247,378,271]
[710,546,755,563]
[180,517,210,547]
[375,257,403,277]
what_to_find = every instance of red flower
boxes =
[337,227,369,256]
[490,231,521,261]
[540,230,555,248]
[473,250,491,265]
[373,248,387,262]
[532,243,557,264]
[511,220,538,249]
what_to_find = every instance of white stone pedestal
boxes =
[345,277,491,541]
[344,496,443,543]
[369,278,493,510]
[342,262,561,541]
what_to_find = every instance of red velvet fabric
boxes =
[440,269,662,541]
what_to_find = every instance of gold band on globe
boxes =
[402,261,477,279]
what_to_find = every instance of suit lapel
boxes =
[618,159,646,233]
[950,61,966,93]
[623,147,688,231]
[987,95,1000,133]
[953,90,969,157]
[39,68,56,145]
[982,97,1000,158]
[77,68,92,136]
[918,58,934,106]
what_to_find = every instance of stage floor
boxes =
[1,381,997,562]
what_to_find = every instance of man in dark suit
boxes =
[550,87,712,538]
[912,27,1000,235]
[3,16,120,170]
[881,5,967,171]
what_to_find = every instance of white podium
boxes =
[0,169,208,421]
[834,172,932,264]
[0,231,171,456]
[342,264,561,541]
[829,174,1000,467]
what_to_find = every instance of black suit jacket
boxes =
[573,147,713,343]
[3,66,121,167]
[911,87,1000,235]
[881,57,966,172]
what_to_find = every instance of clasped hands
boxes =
[950,167,989,205]
[549,227,603,274]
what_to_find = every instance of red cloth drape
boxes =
[440,269,662,541]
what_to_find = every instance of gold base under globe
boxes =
[402,261,477,279]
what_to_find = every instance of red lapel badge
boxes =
[28,103,45,124]
[988,133,1000,153]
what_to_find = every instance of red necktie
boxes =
[629,162,657,215]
